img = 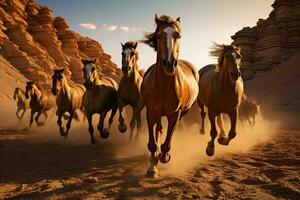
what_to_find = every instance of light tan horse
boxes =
[197,43,244,157]
[82,59,119,144]
[118,41,144,140]
[13,87,30,121]
[141,15,199,177]
[25,81,56,128]
[51,68,85,137]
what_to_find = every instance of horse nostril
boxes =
[173,59,178,67]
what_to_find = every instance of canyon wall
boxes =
[231,0,300,80]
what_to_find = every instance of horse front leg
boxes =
[57,111,65,136]
[218,109,237,146]
[159,111,181,163]
[108,105,118,130]
[29,110,35,128]
[19,108,26,121]
[146,109,159,178]
[16,107,21,120]
[35,111,44,127]
[206,110,217,156]
[98,111,109,139]
[65,110,74,137]
[197,98,206,135]
[135,105,142,140]
[118,100,127,133]
[129,107,136,141]
[87,113,95,144]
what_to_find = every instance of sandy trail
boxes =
[0,113,299,200]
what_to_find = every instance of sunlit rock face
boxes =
[231,0,300,81]
[0,0,121,88]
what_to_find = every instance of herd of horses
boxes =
[12,15,259,177]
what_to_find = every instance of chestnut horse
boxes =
[51,68,85,137]
[25,81,56,128]
[82,59,119,144]
[13,87,30,121]
[118,41,144,140]
[197,43,244,157]
[141,15,199,177]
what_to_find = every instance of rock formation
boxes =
[231,0,300,80]
[0,0,121,89]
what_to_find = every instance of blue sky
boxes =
[37,0,274,69]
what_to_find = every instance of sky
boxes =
[37,0,274,69]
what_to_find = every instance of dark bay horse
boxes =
[25,81,56,128]
[52,68,85,137]
[118,41,144,140]
[13,87,30,121]
[82,59,119,144]
[197,43,244,156]
[141,15,199,177]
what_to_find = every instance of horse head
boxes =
[143,14,181,76]
[121,41,138,76]
[82,59,97,90]
[51,68,65,95]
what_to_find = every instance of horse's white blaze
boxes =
[124,49,132,61]
[84,64,93,79]
[163,26,175,62]
[232,52,237,60]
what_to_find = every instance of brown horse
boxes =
[118,41,144,140]
[51,68,85,137]
[141,15,199,177]
[82,59,119,144]
[239,95,260,127]
[25,81,56,128]
[13,87,30,121]
[197,43,244,157]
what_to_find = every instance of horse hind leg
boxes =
[218,109,237,146]
[108,105,118,130]
[159,111,181,163]
[19,108,26,121]
[134,108,142,140]
[57,111,65,136]
[197,98,206,135]
[206,110,218,156]
[217,114,226,138]
[16,107,21,120]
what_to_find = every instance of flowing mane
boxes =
[209,43,240,68]
[142,15,181,51]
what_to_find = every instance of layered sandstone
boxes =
[231,0,300,80]
[0,0,121,88]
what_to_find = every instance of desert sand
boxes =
[0,107,299,200]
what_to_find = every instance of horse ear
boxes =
[121,43,125,49]
[176,17,181,22]
[155,14,161,25]
[133,41,138,49]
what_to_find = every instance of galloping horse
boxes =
[118,41,144,140]
[239,95,260,127]
[13,87,30,121]
[141,15,199,177]
[82,59,119,144]
[197,43,244,156]
[51,68,85,137]
[25,81,56,128]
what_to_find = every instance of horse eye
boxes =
[91,67,96,72]
[121,52,125,56]
[174,32,181,39]
[130,52,135,57]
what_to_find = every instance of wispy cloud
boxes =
[79,23,96,30]
[102,24,139,32]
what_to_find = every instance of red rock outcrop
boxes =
[231,0,300,80]
[0,0,121,88]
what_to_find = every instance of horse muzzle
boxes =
[122,66,131,76]
[231,70,241,81]
[51,89,58,95]
[163,58,177,75]
[25,93,29,99]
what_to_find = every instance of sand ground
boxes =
[0,110,299,200]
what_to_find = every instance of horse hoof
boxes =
[159,153,171,163]
[146,166,159,178]
[206,142,215,157]
[218,137,229,145]
[118,123,127,133]
[100,128,110,139]
[91,139,97,145]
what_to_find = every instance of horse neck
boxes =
[60,77,72,100]
[129,64,139,81]
[93,72,102,86]
[218,64,235,93]
[17,91,26,102]
[32,87,42,101]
